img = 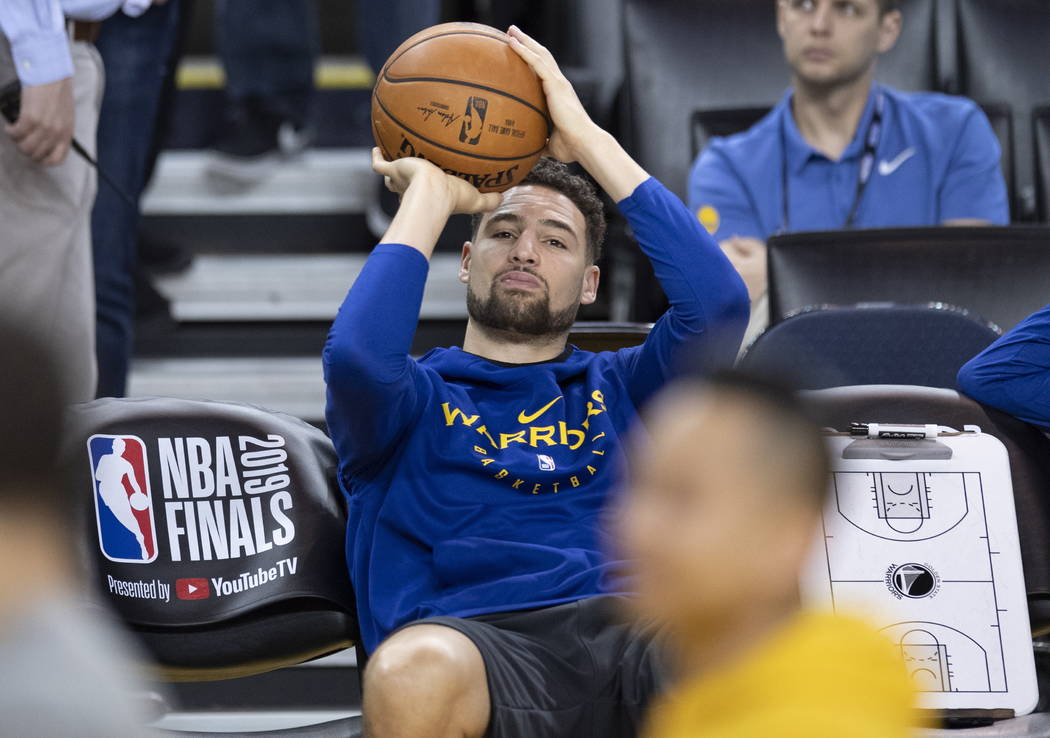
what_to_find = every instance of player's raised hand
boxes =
[371,148,501,215]
[506,25,596,164]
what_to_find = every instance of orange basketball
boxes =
[372,22,550,193]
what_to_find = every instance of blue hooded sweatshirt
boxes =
[323,177,750,652]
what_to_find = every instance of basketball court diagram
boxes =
[802,435,1037,714]
[836,471,970,541]
[884,622,992,694]
[818,470,1007,693]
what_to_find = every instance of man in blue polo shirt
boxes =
[688,0,1008,341]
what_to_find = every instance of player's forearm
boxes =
[379,178,456,260]
[621,179,750,332]
[574,125,650,203]
[324,244,428,388]
[958,302,1050,428]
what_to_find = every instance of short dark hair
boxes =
[687,369,831,508]
[471,158,607,264]
[0,321,66,514]
[877,0,900,15]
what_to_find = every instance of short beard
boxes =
[467,276,580,341]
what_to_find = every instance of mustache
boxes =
[493,267,548,290]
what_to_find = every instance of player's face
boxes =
[618,390,817,643]
[461,185,599,337]
[777,0,902,89]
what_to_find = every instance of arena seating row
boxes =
[766,226,1050,333]
[739,303,1001,390]
[622,0,1050,222]
[71,384,1050,735]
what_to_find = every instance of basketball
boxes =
[372,22,550,193]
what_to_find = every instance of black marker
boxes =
[850,423,939,440]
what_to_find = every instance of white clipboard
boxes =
[801,426,1038,716]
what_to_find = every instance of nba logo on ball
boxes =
[87,434,158,564]
[459,96,488,145]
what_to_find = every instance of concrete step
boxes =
[154,253,466,322]
[141,149,374,216]
[128,357,327,422]
[151,709,361,733]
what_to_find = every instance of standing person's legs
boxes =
[215,0,318,124]
[91,1,184,398]
[0,39,102,403]
[355,0,441,74]
[358,0,441,238]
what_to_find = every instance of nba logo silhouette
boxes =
[459,96,488,145]
[87,435,158,563]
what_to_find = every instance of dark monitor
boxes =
[767,226,1050,331]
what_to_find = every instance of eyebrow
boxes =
[485,213,579,239]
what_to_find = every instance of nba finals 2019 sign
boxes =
[78,404,354,626]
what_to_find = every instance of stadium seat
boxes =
[567,0,625,132]
[1035,107,1050,223]
[952,0,1050,221]
[766,226,1050,332]
[806,386,1050,635]
[569,321,651,353]
[739,304,999,389]
[625,0,939,197]
[65,397,363,736]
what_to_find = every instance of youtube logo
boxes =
[176,578,210,600]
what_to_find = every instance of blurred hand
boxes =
[371,148,500,215]
[506,25,596,164]
[721,237,768,301]
[5,78,74,166]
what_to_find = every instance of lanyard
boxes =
[779,91,885,233]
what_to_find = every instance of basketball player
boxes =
[619,371,921,737]
[94,437,149,560]
[958,302,1050,432]
[689,0,1007,344]
[323,26,749,738]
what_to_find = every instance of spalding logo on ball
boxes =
[372,22,551,193]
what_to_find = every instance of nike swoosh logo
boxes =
[878,148,916,176]
[518,395,563,424]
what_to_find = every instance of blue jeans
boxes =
[355,0,441,74]
[216,0,319,120]
[91,0,185,398]
[216,0,440,118]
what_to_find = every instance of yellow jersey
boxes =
[645,611,925,738]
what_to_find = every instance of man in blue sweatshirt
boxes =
[958,303,1050,432]
[323,26,749,738]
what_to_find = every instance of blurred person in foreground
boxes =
[619,370,922,738]
[0,321,153,737]
[958,302,1050,434]
[689,0,1008,345]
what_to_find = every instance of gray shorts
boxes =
[407,596,668,738]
